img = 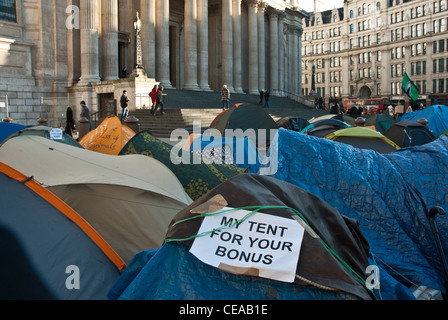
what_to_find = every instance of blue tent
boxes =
[184,134,261,173]
[399,105,448,137]
[261,129,448,298]
[0,122,26,143]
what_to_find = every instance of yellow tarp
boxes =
[80,116,136,155]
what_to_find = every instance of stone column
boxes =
[257,2,266,91]
[141,0,156,79]
[291,25,301,96]
[278,13,285,96]
[232,0,244,93]
[222,0,234,92]
[297,26,303,97]
[184,0,200,90]
[268,8,279,96]
[102,0,119,81]
[80,0,101,83]
[247,0,259,95]
[156,0,172,88]
[198,0,212,91]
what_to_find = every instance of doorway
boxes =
[359,86,372,99]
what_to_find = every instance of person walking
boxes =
[120,90,130,121]
[80,100,91,131]
[264,90,270,108]
[152,86,165,116]
[64,107,75,137]
[221,85,230,110]
[149,84,158,112]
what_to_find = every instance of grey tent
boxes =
[0,162,125,300]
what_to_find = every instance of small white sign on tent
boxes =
[50,128,63,140]
[190,208,305,283]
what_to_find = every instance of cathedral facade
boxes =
[0,0,306,126]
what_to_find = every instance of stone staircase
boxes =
[133,108,221,139]
[132,107,328,139]
[126,89,329,139]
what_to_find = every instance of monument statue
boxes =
[132,11,145,77]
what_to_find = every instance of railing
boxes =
[273,89,315,108]
[91,100,117,129]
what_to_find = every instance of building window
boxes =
[416,61,422,75]
[0,0,17,23]
[439,79,445,93]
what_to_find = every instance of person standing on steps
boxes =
[120,90,130,121]
[221,85,230,110]
[264,90,270,108]
[80,100,91,131]
[149,84,158,112]
[152,86,166,116]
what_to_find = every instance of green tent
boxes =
[365,114,396,133]
[209,103,279,146]
[326,127,401,153]
[119,130,246,201]
[1,126,83,148]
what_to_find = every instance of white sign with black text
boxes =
[50,128,63,140]
[190,208,305,283]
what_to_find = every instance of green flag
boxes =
[402,72,419,101]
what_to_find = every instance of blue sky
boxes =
[299,0,345,12]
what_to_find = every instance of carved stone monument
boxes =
[132,12,146,77]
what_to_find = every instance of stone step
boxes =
[120,89,327,138]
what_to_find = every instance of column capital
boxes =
[266,7,280,18]
[289,24,303,36]
[244,0,260,8]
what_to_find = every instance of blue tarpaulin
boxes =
[109,242,362,300]
[0,122,26,143]
[261,129,448,297]
[399,105,448,137]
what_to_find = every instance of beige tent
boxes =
[0,135,192,264]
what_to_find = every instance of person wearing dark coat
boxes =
[120,90,130,121]
[152,86,166,116]
[65,107,75,137]
[264,90,270,108]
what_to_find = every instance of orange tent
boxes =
[80,116,136,155]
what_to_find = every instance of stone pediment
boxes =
[355,77,373,84]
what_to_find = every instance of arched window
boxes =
[376,2,381,11]
[350,10,354,18]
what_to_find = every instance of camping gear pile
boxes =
[0,103,447,300]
